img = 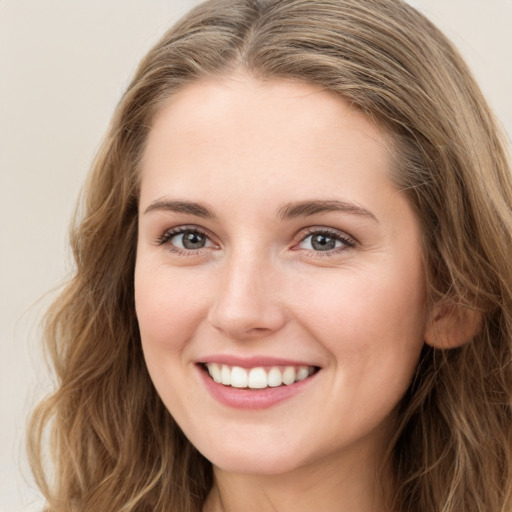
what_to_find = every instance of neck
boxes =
[202,444,394,512]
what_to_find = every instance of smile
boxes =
[204,363,317,389]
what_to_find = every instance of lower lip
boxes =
[198,366,317,410]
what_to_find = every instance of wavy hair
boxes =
[28,0,512,511]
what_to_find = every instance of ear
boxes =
[425,302,483,349]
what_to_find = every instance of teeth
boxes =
[205,363,315,389]
[221,364,231,385]
[248,367,267,389]
[267,367,282,387]
[209,363,222,383]
[282,366,296,385]
[231,366,248,388]
[296,366,310,381]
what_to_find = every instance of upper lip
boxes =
[198,355,320,369]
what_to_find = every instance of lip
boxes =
[196,358,319,410]
[199,354,320,369]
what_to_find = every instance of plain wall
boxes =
[1,1,510,511]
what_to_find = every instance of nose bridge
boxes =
[208,247,286,339]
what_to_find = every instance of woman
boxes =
[28,0,512,511]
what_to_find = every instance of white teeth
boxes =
[221,365,231,385]
[231,366,248,388]
[296,366,310,382]
[209,363,222,383]
[248,367,267,389]
[267,367,282,387]
[282,366,296,385]
[205,363,316,389]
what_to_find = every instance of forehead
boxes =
[147,76,388,142]
[139,75,396,211]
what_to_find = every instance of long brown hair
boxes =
[28,1,512,510]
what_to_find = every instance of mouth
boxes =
[201,362,319,390]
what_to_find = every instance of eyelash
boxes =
[155,225,356,257]
[156,226,213,257]
[294,227,356,256]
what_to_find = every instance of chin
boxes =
[211,455,302,476]
[197,439,307,476]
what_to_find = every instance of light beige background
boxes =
[1,1,511,511]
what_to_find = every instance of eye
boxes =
[157,226,215,253]
[173,230,208,250]
[297,229,355,253]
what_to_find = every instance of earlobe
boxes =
[425,302,483,349]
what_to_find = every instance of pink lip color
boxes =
[200,355,317,368]
[197,365,317,410]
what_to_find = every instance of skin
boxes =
[135,74,429,512]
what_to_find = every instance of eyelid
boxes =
[292,226,357,252]
[155,224,218,251]
[154,224,356,257]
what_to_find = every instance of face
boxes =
[135,76,428,476]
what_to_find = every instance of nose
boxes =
[207,252,287,340]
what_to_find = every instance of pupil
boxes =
[312,234,335,251]
[183,232,205,249]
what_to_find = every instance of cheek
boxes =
[297,263,426,336]
[333,275,426,425]
[294,262,427,389]
[134,262,209,355]
[134,262,212,415]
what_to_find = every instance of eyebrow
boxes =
[277,200,378,222]
[143,198,377,222]
[144,199,217,218]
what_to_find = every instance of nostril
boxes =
[207,273,287,339]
